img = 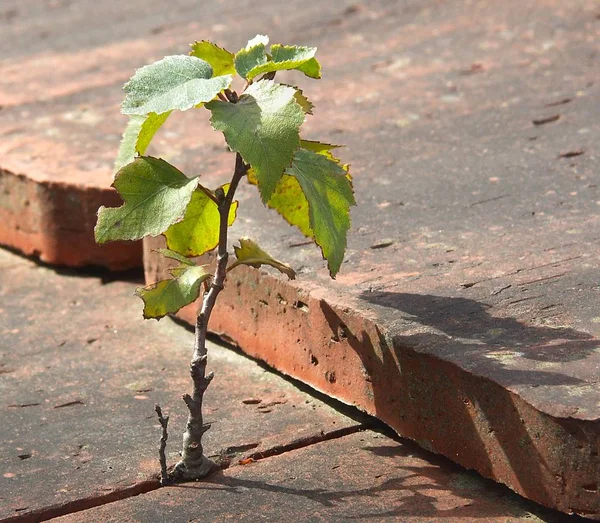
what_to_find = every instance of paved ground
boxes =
[1,0,599,518]
[0,247,587,522]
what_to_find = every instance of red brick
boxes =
[0,248,359,521]
[55,431,582,522]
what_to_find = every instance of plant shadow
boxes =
[168,445,581,521]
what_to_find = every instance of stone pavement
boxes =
[0,247,586,522]
[1,0,600,518]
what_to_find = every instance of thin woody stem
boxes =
[171,153,248,481]
[154,404,170,486]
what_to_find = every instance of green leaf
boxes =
[234,34,269,79]
[95,157,199,243]
[246,44,321,80]
[164,183,238,257]
[206,80,305,201]
[135,265,210,319]
[114,111,171,172]
[285,148,354,277]
[156,248,195,266]
[229,238,296,280]
[249,143,353,278]
[190,41,235,77]
[122,55,232,115]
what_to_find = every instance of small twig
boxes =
[154,404,170,486]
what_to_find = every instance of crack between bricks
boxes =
[2,477,160,523]
[5,426,371,522]
[235,424,369,465]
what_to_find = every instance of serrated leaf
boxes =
[114,111,171,172]
[95,157,199,243]
[285,148,354,277]
[189,41,234,77]
[300,139,343,154]
[247,35,269,47]
[234,35,269,80]
[293,89,314,115]
[246,44,321,80]
[164,183,238,257]
[229,238,295,280]
[122,55,232,116]
[135,265,210,319]
[247,141,348,239]
[206,80,305,201]
[190,41,235,77]
[156,248,195,266]
[248,143,353,278]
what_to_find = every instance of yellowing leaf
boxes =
[164,184,238,257]
[248,142,353,278]
[229,238,296,280]
[135,265,210,319]
[293,89,314,115]
[114,111,171,172]
[206,80,305,202]
[95,157,199,243]
[190,41,235,77]
[300,139,343,154]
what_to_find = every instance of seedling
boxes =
[95,35,355,483]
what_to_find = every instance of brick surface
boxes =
[2,0,600,517]
[0,248,360,521]
[142,0,600,518]
[0,0,360,268]
[55,431,584,523]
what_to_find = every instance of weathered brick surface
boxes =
[0,248,360,521]
[143,0,600,518]
[0,0,362,268]
[55,431,583,523]
[2,0,600,517]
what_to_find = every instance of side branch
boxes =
[154,404,170,486]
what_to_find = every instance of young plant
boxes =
[95,35,355,483]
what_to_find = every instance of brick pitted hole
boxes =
[332,322,350,342]
[326,370,336,383]
[277,293,287,305]
[294,300,309,313]
[582,484,598,492]
[310,353,319,366]
[259,299,269,307]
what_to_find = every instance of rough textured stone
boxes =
[55,431,583,522]
[142,0,600,518]
[0,0,360,268]
[0,248,360,521]
[2,0,600,517]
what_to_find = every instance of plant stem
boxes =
[154,404,170,486]
[171,153,248,481]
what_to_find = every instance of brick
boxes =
[55,431,581,522]
[143,0,600,517]
[3,0,600,517]
[0,248,360,521]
